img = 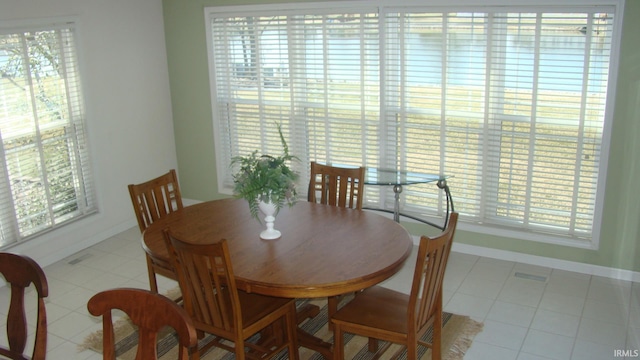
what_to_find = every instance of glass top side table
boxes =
[364,168,454,230]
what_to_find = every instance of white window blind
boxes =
[0,22,96,248]
[207,2,619,246]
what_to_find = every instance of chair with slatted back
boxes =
[128,169,183,293]
[162,229,299,360]
[332,212,459,360]
[0,252,48,360]
[308,161,366,210]
[87,288,197,360]
[307,161,366,324]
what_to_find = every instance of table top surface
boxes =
[364,168,447,186]
[142,198,413,298]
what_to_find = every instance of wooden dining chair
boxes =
[307,161,366,323]
[87,288,197,360]
[162,229,299,360]
[331,212,459,360]
[128,169,183,293]
[0,252,48,360]
[308,161,366,210]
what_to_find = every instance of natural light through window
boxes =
[205,1,622,247]
[0,21,96,247]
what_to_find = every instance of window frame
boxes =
[204,0,624,249]
[0,17,97,249]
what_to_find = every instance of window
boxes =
[0,21,96,248]
[206,1,621,247]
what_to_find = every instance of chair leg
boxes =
[333,324,344,360]
[406,336,418,360]
[235,339,246,360]
[327,295,339,331]
[190,346,201,360]
[368,337,379,352]
[432,295,443,360]
[432,311,443,359]
[146,255,159,293]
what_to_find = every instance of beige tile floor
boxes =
[2,226,639,359]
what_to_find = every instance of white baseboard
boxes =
[446,240,640,283]
[183,198,203,206]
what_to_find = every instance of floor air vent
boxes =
[514,272,547,282]
[68,253,93,265]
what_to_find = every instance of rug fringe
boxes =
[444,317,484,360]
[78,317,135,353]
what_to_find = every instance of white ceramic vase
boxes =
[258,200,281,240]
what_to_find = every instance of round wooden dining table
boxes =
[142,197,413,358]
[143,197,412,298]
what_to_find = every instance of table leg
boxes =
[297,327,333,359]
[295,303,333,359]
[296,303,320,324]
[392,184,402,223]
[437,179,454,229]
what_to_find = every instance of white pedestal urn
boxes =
[258,200,281,240]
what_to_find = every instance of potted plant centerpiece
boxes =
[231,124,299,240]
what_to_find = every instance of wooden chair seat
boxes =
[332,212,459,360]
[204,287,294,333]
[0,252,49,360]
[332,286,411,335]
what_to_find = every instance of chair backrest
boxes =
[308,161,366,210]
[408,212,458,331]
[128,169,183,232]
[87,288,197,360]
[0,252,48,360]
[163,230,242,335]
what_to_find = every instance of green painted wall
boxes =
[162,0,640,272]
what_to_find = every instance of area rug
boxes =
[80,295,483,360]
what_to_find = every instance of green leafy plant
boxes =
[231,124,299,221]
